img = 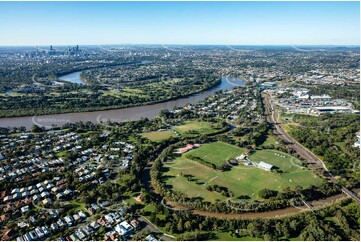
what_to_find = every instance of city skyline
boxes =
[0,1,360,46]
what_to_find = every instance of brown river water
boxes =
[0,75,245,130]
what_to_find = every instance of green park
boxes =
[162,142,322,202]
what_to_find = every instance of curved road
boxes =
[138,215,176,241]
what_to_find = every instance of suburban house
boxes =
[114,221,133,237]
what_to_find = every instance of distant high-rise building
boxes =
[50,45,53,51]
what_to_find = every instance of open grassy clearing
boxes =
[261,135,278,147]
[0,92,38,97]
[62,200,89,214]
[55,150,68,158]
[173,121,219,137]
[141,121,220,142]
[162,143,322,202]
[101,88,150,98]
[121,87,144,94]
[141,130,175,142]
[281,123,300,133]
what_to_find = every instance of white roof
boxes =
[120,221,132,231]
[297,94,309,99]
[311,94,331,99]
[314,106,351,111]
[258,161,273,170]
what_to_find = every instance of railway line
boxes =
[262,92,360,203]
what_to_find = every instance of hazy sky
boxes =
[0,1,359,46]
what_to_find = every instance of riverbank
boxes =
[0,79,221,118]
[0,76,246,129]
[59,71,88,85]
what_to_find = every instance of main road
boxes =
[262,92,359,203]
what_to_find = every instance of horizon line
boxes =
[0,44,360,47]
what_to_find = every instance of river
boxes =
[0,73,246,130]
[59,71,87,85]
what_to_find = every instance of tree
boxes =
[184,221,192,231]
[31,124,43,133]
[177,219,184,233]
[258,188,278,199]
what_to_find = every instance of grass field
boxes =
[185,141,245,167]
[142,121,219,142]
[102,89,150,99]
[261,135,278,147]
[141,130,175,142]
[162,143,322,202]
[173,121,219,137]
[248,149,320,187]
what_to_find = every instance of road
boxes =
[137,216,176,241]
[262,92,360,203]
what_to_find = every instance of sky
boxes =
[0,1,359,46]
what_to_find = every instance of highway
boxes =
[263,92,360,203]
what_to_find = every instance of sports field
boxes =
[248,149,320,186]
[142,121,219,142]
[162,142,322,202]
[185,141,245,167]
